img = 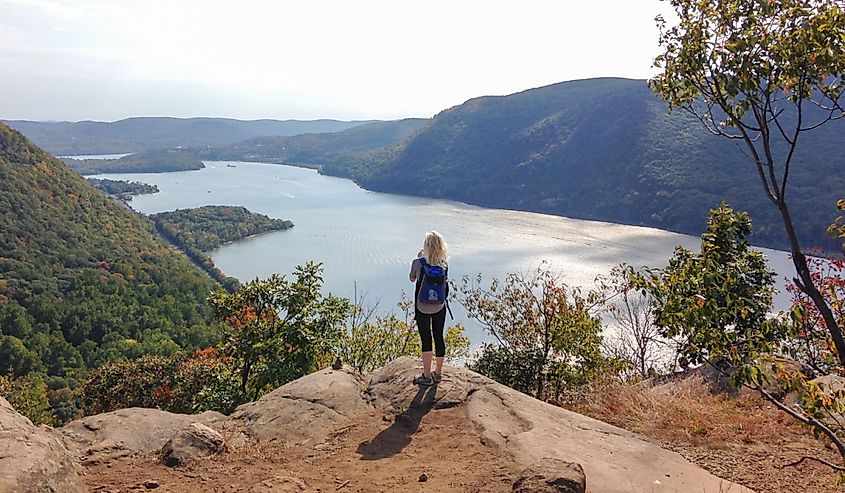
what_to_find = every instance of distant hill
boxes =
[345,78,844,252]
[199,118,429,178]
[10,81,842,252]
[65,148,205,175]
[0,122,219,385]
[3,117,377,155]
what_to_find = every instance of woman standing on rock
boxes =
[409,231,449,386]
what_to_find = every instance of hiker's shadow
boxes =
[356,385,438,460]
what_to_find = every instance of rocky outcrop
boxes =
[368,356,753,493]
[61,407,225,464]
[0,397,85,493]
[5,357,755,492]
[161,422,225,467]
[227,365,369,445]
[812,373,845,391]
[512,458,586,493]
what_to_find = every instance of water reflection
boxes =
[98,161,796,346]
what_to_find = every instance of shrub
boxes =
[458,263,616,403]
[338,294,471,374]
[77,349,243,415]
[208,262,351,400]
[0,373,53,425]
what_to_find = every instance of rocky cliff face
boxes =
[0,397,84,492]
[0,357,753,492]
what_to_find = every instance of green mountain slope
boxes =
[0,123,218,380]
[3,117,377,155]
[354,78,844,252]
[200,118,428,178]
[65,148,205,175]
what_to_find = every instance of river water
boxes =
[96,161,796,345]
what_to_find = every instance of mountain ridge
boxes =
[8,78,843,252]
[3,117,379,155]
[349,78,844,252]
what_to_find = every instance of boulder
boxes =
[809,374,845,426]
[512,458,586,493]
[61,407,225,464]
[369,356,753,493]
[811,373,845,391]
[367,356,490,411]
[161,422,225,466]
[228,365,369,445]
[0,396,85,493]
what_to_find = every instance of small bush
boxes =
[78,349,243,416]
[459,263,617,403]
[0,373,54,425]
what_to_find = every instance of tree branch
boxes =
[784,455,845,472]
[780,86,804,201]
[702,358,845,466]
[754,98,782,201]
[703,75,777,203]
[755,384,845,460]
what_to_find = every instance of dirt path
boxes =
[83,406,520,493]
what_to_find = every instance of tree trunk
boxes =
[535,359,545,400]
[777,201,845,367]
[241,361,252,395]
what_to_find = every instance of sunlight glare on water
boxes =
[99,161,796,346]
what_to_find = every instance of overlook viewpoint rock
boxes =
[0,397,85,492]
[1,357,752,492]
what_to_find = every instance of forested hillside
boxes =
[4,117,376,155]
[87,178,159,201]
[152,206,293,253]
[350,78,844,252]
[66,149,205,175]
[12,79,843,252]
[151,206,294,292]
[199,118,428,178]
[0,123,219,389]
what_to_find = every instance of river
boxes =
[94,161,796,345]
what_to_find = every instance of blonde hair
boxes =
[423,231,448,267]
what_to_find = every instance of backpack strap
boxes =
[414,258,424,301]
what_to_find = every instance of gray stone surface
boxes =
[512,458,586,493]
[811,373,845,391]
[161,422,225,466]
[61,407,225,464]
[21,356,755,493]
[228,365,369,445]
[0,396,85,493]
[368,356,753,493]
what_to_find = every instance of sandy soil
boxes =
[82,406,520,493]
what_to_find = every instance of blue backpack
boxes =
[417,258,448,305]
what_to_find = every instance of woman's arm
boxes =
[409,259,420,282]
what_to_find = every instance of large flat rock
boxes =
[228,365,370,444]
[0,397,85,493]
[61,407,225,464]
[368,356,753,493]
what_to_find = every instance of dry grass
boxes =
[572,374,845,492]
[575,375,805,447]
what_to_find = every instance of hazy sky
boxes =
[0,0,676,122]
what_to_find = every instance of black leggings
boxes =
[415,306,446,357]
